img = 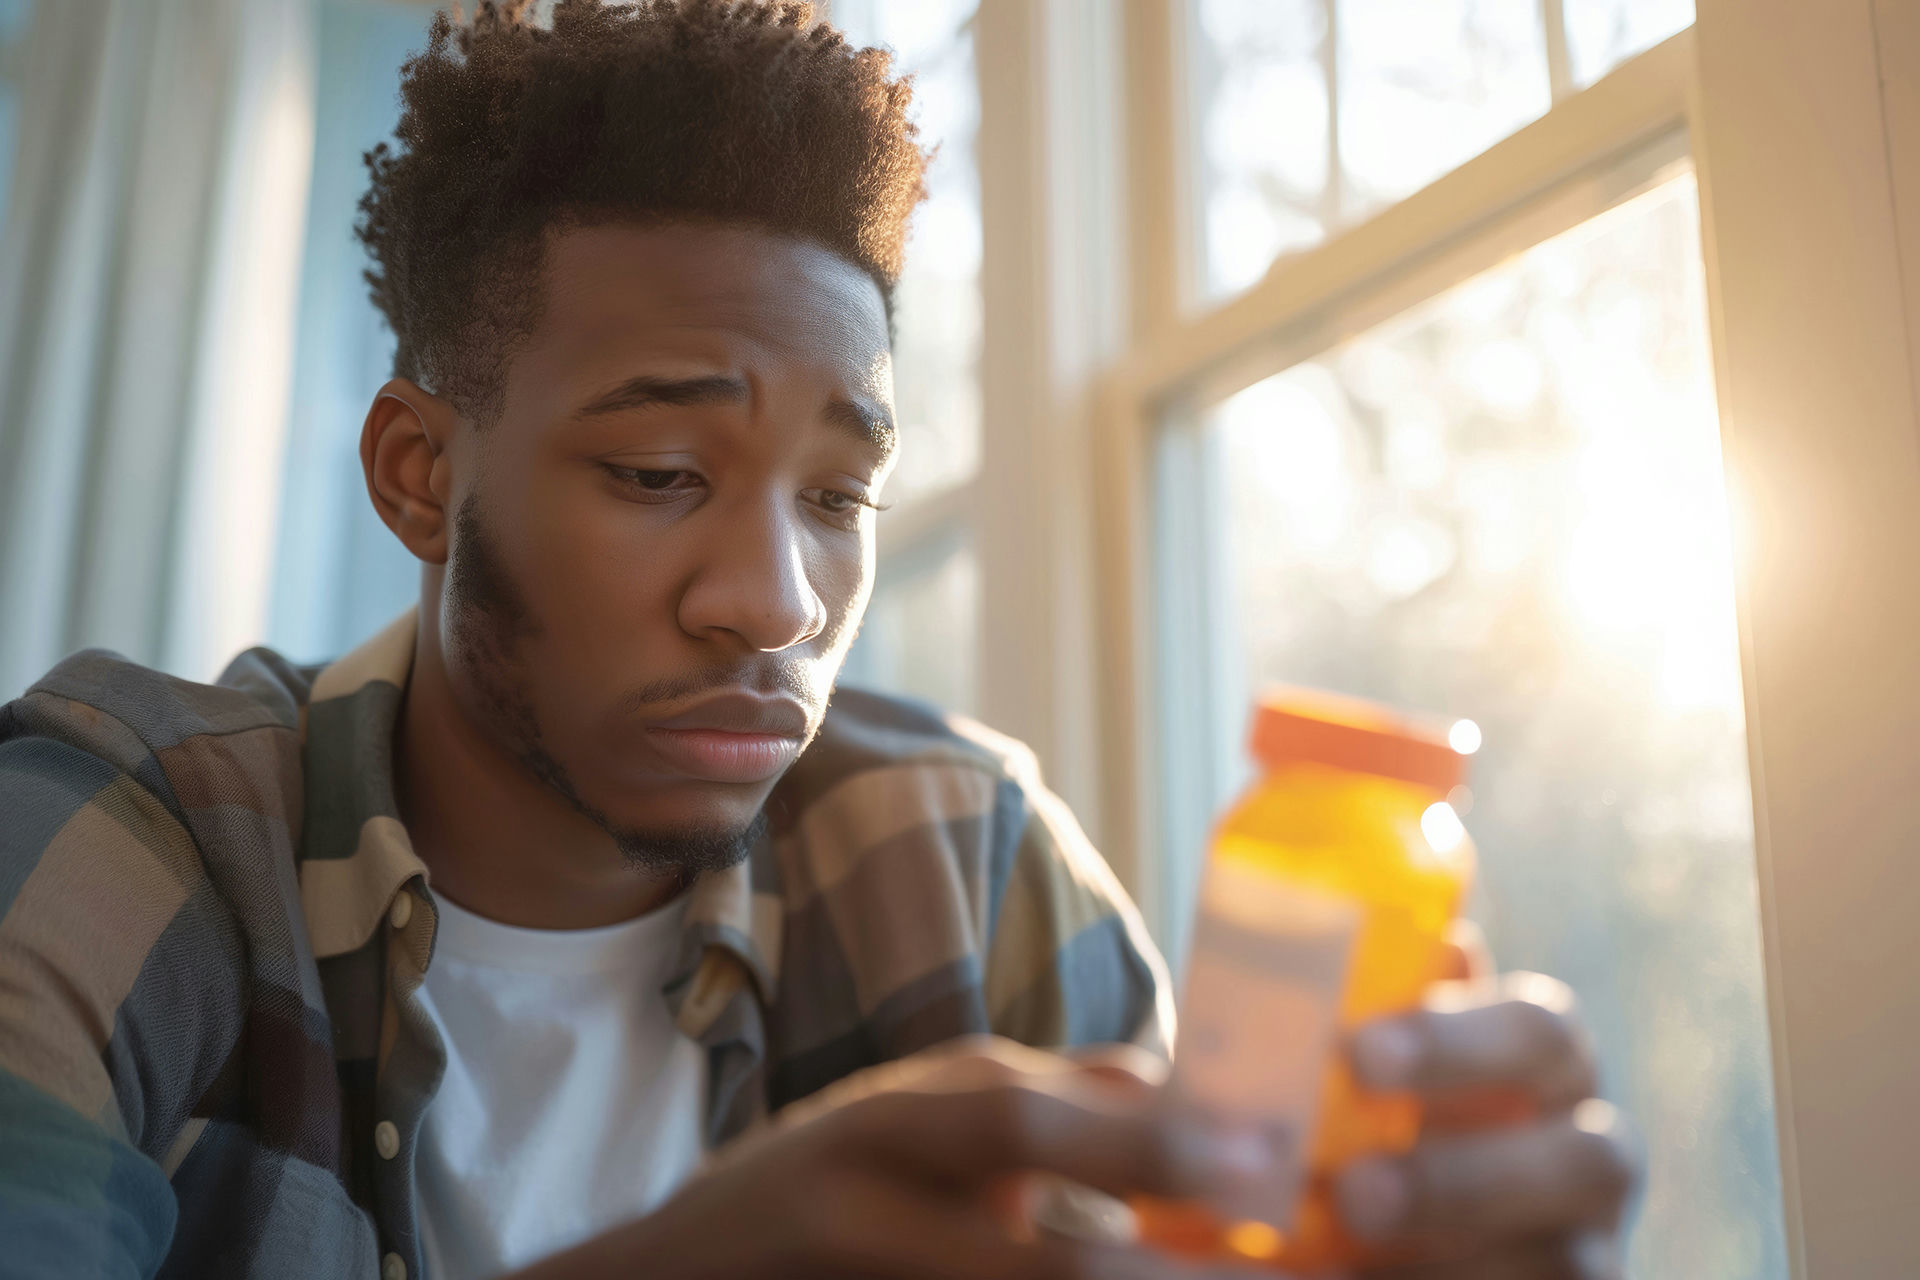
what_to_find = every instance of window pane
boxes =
[1565,0,1694,87]
[1191,0,1550,299]
[1185,176,1787,1277]
[841,536,979,715]
[268,2,435,662]
[828,0,982,502]
[0,0,33,225]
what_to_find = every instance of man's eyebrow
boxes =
[573,374,750,418]
[575,374,895,457]
[825,397,897,456]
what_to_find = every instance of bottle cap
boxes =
[1249,687,1469,793]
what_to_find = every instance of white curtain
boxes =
[0,0,316,696]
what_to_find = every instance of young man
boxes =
[0,2,1636,1277]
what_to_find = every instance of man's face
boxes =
[438,223,894,872]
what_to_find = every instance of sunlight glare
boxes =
[1420,801,1468,855]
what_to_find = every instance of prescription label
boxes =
[1175,858,1360,1228]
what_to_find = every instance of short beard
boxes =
[444,494,761,879]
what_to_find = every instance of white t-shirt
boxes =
[414,890,709,1280]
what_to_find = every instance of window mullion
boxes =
[1321,0,1343,233]
[1543,0,1574,100]
[1123,0,1185,337]
[1692,1,1920,1271]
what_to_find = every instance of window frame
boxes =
[940,1,1920,1275]
[1101,19,1696,925]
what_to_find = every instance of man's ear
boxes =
[361,378,459,565]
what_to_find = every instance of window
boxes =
[1074,0,1918,1269]
[828,0,982,503]
[1189,0,1695,300]
[826,0,984,712]
[838,534,979,715]
[1171,171,1784,1277]
[268,0,437,663]
[1565,0,1694,86]
[0,0,31,224]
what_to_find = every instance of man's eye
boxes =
[805,488,875,521]
[606,466,700,495]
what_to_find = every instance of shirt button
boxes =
[374,1120,400,1160]
[381,1253,406,1280]
[388,892,413,931]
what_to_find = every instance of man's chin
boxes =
[602,811,767,880]
[510,734,771,877]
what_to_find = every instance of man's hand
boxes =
[510,1037,1283,1280]
[1339,971,1642,1279]
[508,959,1636,1280]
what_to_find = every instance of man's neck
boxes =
[394,624,685,931]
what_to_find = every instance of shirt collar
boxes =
[294,609,781,997]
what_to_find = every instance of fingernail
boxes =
[1572,1097,1620,1135]
[1336,1158,1410,1242]
[1351,1020,1422,1089]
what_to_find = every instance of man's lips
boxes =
[643,692,810,784]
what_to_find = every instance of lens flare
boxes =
[1420,801,1467,854]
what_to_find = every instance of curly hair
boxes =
[356,0,929,419]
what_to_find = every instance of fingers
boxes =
[767,1036,1290,1215]
[833,1052,1289,1203]
[1350,973,1597,1111]
[803,1167,1291,1280]
[1360,1232,1621,1279]
[785,1170,1061,1280]
[1024,1174,1141,1245]
[1335,1101,1639,1247]
[1070,1042,1173,1094]
[1021,1239,1298,1280]
[1020,1241,1301,1280]
[1342,988,1634,1280]
[767,1035,1082,1134]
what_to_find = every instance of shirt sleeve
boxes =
[0,1070,175,1278]
[0,731,185,1278]
[981,769,1177,1059]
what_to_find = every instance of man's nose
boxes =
[677,500,828,653]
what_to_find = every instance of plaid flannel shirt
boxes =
[0,611,1171,1279]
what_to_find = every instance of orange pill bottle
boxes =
[1137,689,1477,1272]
